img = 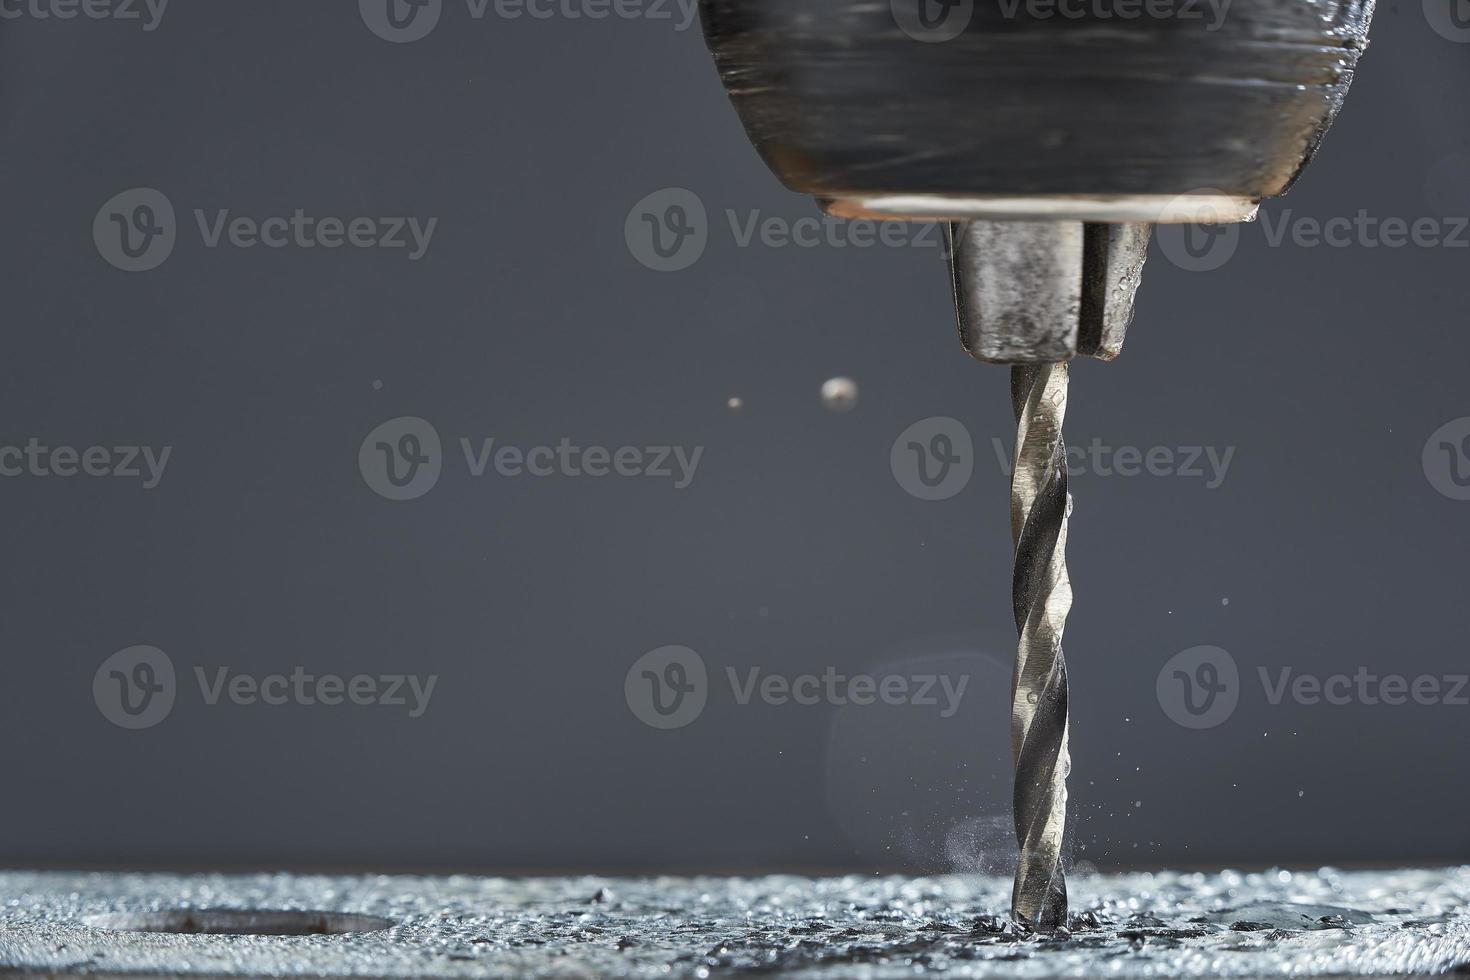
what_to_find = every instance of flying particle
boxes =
[821,377,859,412]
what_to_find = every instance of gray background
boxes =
[1,1,1466,874]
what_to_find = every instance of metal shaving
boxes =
[1,867,1467,977]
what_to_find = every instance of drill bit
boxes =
[1008,361,1073,930]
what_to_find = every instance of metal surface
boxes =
[699,0,1375,208]
[1,868,1468,978]
[824,194,1258,225]
[1076,223,1152,362]
[947,222,1151,364]
[949,223,1084,364]
[1007,363,1074,930]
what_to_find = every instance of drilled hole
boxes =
[84,910,393,936]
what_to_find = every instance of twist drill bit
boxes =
[1008,361,1073,931]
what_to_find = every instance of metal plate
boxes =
[1,867,1467,978]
